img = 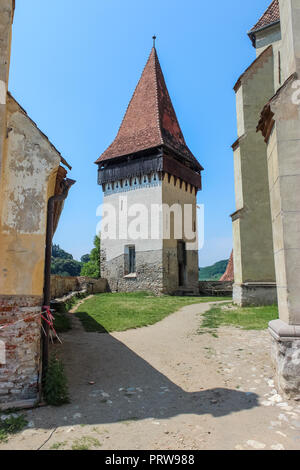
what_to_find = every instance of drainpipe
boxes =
[42,178,76,379]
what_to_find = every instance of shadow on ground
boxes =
[34,311,262,430]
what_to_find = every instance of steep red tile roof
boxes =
[220,251,234,282]
[96,48,202,171]
[249,0,280,34]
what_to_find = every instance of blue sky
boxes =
[9,0,271,266]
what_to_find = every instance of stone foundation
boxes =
[0,295,42,409]
[101,250,164,295]
[269,320,300,399]
[233,282,277,306]
[101,248,199,296]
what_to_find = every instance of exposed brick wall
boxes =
[0,295,41,406]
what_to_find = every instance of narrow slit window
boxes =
[129,246,136,274]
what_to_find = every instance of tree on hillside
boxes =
[51,258,82,277]
[52,244,73,260]
[51,244,82,277]
[198,259,229,281]
[81,254,91,264]
[80,236,101,279]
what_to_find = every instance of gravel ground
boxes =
[1,301,300,451]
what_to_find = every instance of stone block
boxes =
[233,283,277,306]
[269,319,300,398]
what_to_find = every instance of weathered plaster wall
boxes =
[0,0,14,176]
[0,95,64,406]
[0,95,61,296]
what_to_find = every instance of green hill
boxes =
[199,259,228,281]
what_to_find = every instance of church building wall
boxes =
[236,0,300,397]
[232,45,277,305]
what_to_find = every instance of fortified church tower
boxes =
[96,44,203,294]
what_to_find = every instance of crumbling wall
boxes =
[0,96,63,407]
[0,1,14,176]
[0,296,41,409]
[50,275,108,299]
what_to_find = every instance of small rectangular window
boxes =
[124,245,136,275]
[278,51,281,85]
[129,246,136,274]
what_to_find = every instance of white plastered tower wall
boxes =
[100,175,164,294]
[100,172,199,295]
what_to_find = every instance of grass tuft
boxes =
[0,414,28,443]
[71,436,101,451]
[50,441,67,450]
[43,354,70,406]
[75,292,232,333]
[198,303,278,336]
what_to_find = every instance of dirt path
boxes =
[1,301,300,450]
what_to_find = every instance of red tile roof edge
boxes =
[249,0,280,34]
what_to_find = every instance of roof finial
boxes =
[152,35,157,48]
